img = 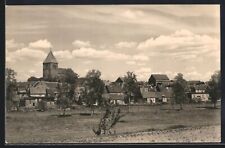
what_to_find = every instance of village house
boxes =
[16,82,29,107]
[115,77,125,87]
[187,84,209,103]
[140,78,173,104]
[102,83,126,105]
[148,74,170,87]
[26,81,60,109]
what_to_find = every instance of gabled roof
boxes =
[115,77,125,83]
[43,51,58,64]
[150,74,169,81]
[105,84,123,93]
[29,81,47,95]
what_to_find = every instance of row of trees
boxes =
[5,67,221,111]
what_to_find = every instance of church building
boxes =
[43,51,58,81]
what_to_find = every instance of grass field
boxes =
[5,103,221,143]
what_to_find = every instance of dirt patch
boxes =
[74,125,220,143]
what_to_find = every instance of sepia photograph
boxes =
[5,5,221,143]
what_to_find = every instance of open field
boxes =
[5,103,221,143]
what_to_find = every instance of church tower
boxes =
[43,50,58,81]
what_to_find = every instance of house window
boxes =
[33,103,35,106]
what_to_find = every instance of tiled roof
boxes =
[105,83,123,93]
[102,93,125,100]
[187,80,203,85]
[151,74,169,81]
[194,84,207,90]
[43,51,58,64]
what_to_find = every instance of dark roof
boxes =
[29,81,60,95]
[102,93,125,100]
[29,81,47,95]
[115,77,125,83]
[187,80,204,85]
[151,74,169,81]
[105,84,123,93]
[43,51,58,64]
[45,82,59,90]
[194,84,207,90]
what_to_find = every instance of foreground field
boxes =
[76,125,220,143]
[5,104,221,143]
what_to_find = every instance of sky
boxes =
[6,5,220,82]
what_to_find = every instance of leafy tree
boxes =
[206,71,221,108]
[64,68,78,84]
[57,68,78,84]
[172,73,187,110]
[123,71,141,103]
[84,69,104,106]
[56,83,71,116]
[5,68,17,110]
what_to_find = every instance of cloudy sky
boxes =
[6,5,220,82]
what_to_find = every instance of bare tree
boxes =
[93,105,124,135]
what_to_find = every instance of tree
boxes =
[206,71,221,108]
[93,105,124,135]
[84,69,104,107]
[5,68,17,110]
[172,73,187,110]
[56,83,71,116]
[123,71,141,103]
[64,68,78,84]
[57,68,78,84]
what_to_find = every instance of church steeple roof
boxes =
[43,50,58,64]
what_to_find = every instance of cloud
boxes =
[115,41,137,49]
[133,54,149,61]
[7,47,46,63]
[6,39,24,49]
[137,29,219,60]
[72,47,129,60]
[120,9,145,19]
[126,60,136,65]
[29,39,52,49]
[72,40,91,48]
[54,50,73,60]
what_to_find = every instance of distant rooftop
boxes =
[151,74,169,81]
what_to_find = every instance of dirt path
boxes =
[74,125,221,143]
